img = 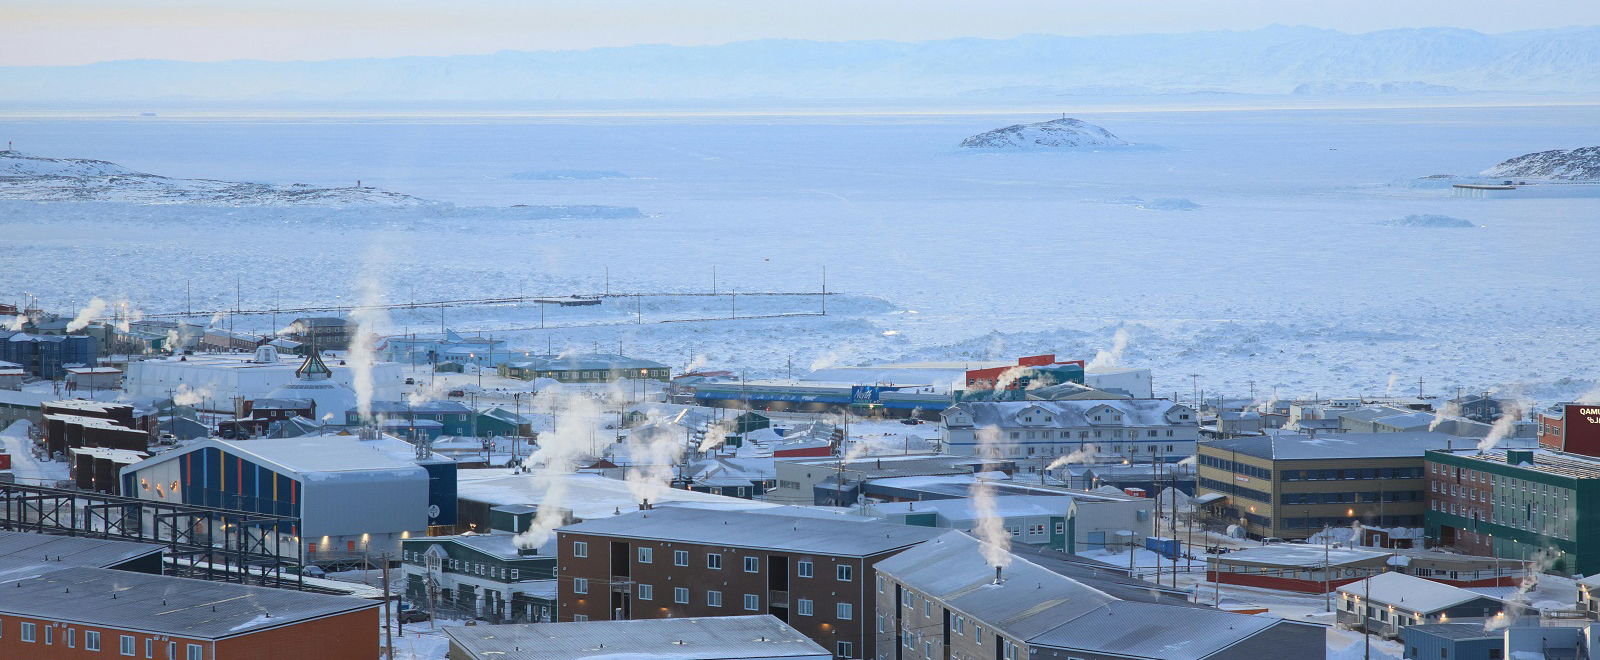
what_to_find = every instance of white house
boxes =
[940,399,1199,462]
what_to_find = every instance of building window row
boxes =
[1280,490,1422,505]
[1199,454,1271,479]
[1198,477,1272,504]
[1281,467,1422,481]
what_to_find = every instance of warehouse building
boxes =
[443,615,830,660]
[877,530,1324,660]
[857,474,1153,552]
[940,398,1200,462]
[1196,432,1466,540]
[1425,447,1600,576]
[124,345,401,414]
[556,507,942,660]
[0,567,379,659]
[119,433,456,559]
[499,353,670,383]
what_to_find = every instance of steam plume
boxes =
[1477,400,1526,453]
[512,386,607,550]
[348,253,391,419]
[696,422,730,453]
[968,427,1012,569]
[65,297,107,332]
[6,315,24,331]
[1384,372,1399,396]
[623,407,688,508]
[1428,401,1461,432]
[172,383,214,409]
[1087,327,1131,371]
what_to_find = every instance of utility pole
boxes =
[382,553,394,659]
[1188,374,1201,409]
[821,265,827,315]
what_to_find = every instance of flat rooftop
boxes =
[1436,448,1600,480]
[0,567,377,640]
[0,531,163,581]
[1205,432,1467,461]
[443,615,828,659]
[559,507,942,556]
[1215,544,1387,568]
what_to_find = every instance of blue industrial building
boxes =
[0,331,99,379]
[119,433,457,560]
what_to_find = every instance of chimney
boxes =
[518,546,538,556]
[993,566,1004,585]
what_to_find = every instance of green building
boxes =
[400,533,558,623]
[1425,448,1600,576]
[498,353,670,383]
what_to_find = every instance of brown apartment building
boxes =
[0,567,380,660]
[557,507,942,660]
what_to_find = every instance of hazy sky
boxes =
[5,0,1598,66]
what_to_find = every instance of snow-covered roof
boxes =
[1206,431,1466,460]
[1217,544,1386,568]
[122,435,432,479]
[1337,572,1502,613]
[455,471,778,520]
[872,494,1071,521]
[560,507,942,556]
[947,398,1192,428]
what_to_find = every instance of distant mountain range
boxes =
[3,26,1599,103]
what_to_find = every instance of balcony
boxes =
[768,590,789,607]
[610,576,633,593]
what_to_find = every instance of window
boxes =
[637,547,653,563]
[744,556,760,573]
[572,541,588,558]
[836,602,854,619]
[836,641,854,658]
[510,569,519,580]
[674,587,689,604]
[169,641,177,660]
[21,622,37,642]
[836,564,853,581]
[1054,522,1065,534]
[744,594,760,611]
[187,644,204,660]
[876,575,884,593]
[45,625,52,644]
[123,635,137,655]
[638,584,653,600]
[87,631,102,651]
[145,637,152,657]
[798,598,814,616]
[707,590,723,607]
[707,553,723,569]
[67,628,75,648]
[799,560,814,578]
[954,616,965,634]
[573,577,589,594]
[674,550,688,566]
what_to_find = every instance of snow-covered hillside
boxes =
[959,118,1129,150]
[5,26,1599,102]
[1482,146,1600,181]
[0,150,435,207]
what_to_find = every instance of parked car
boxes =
[1260,537,1286,545]
[298,565,326,578]
[398,609,430,623]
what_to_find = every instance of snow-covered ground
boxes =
[0,419,68,485]
[2,103,1598,404]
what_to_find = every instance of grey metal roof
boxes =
[875,530,1121,640]
[510,352,668,371]
[0,531,163,580]
[1203,431,1467,460]
[0,567,377,639]
[364,400,473,414]
[1027,600,1281,659]
[443,615,828,659]
[1404,622,1501,641]
[558,507,941,556]
[878,531,1289,659]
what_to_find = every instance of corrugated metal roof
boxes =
[0,567,376,639]
[1028,600,1281,659]
[559,506,941,556]
[443,615,828,659]
[947,399,1193,429]
[1336,571,1503,613]
[0,531,163,579]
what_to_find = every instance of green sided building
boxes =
[1424,448,1600,576]
[400,533,558,624]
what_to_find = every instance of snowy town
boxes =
[1,300,1598,660]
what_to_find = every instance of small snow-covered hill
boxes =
[959,118,1130,150]
[0,150,436,207]
[1482,146,1600,181]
